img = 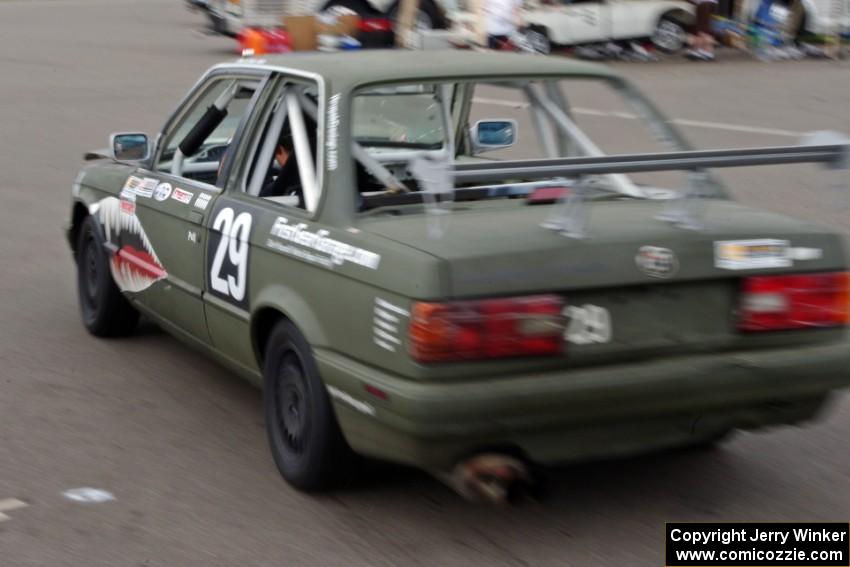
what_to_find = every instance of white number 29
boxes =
[564,304,612,345]
[210,207,252,302]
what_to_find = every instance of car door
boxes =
[123,70,268,343]
[204,74,323,371]
[609,0,660,40]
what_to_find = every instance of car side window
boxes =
[243,80,321,212]
[155,77,260,187]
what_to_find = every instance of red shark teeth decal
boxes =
[114,245,167,279]
[95,196,167,292]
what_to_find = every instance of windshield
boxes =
[351,77,713,211]
[352,90,445,149]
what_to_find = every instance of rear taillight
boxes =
[409,295,565,363]
[738,272,850,332]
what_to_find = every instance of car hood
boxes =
[359,199,845,298]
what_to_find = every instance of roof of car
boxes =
[224,50,619,90]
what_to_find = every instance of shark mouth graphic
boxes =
[94,196,167,293]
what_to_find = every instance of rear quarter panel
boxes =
[203,194,447,378]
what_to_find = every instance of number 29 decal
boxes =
[209,207,253,306]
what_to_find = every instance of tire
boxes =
[388,0,447,30]
[76,215,140,337]
[263,320,353,491]
[651,15,688,53]
[523,25,552,54]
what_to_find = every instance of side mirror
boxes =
[110,132,150,161]
[470,119,517,154]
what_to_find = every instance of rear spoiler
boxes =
[450,132,849,238]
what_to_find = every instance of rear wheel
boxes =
[76,216,139,337]
[651,15,688,53]
[263,320,353,490]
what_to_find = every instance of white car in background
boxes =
[518,0,696,53]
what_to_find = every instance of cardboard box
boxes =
[316,14,360,36]
[285,15,317,51]
[284,14,360,51]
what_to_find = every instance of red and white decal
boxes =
[96,197,167,293]
[119,194,136,215]
[171,187,194,204]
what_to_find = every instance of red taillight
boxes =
[738,272,850,332]
[409,295,565,363]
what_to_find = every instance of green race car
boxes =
[67,50,850,502]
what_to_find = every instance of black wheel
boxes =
[388,0,447,30]
[651,15,688,53]
[263,320,353,491]
[76,216,139,337]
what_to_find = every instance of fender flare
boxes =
[250,284,330,366]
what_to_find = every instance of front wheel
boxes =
[651,16,688,53]
[76,216,139,337]
[263,320,353,491]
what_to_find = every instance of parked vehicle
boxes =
[515,0,695,53]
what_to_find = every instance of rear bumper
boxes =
[316,340,850,470]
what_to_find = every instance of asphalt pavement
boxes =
[0,1,848,565]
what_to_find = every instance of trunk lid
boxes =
[361,198,846,364]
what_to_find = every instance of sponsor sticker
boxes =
[715,239,791,270]
[135,177,158,198]
[122,176,143,195]
[194,192,211,210]
[636,246,677,278]
[120,198,136,215]
[153,182,172,201]
[267,216,381,270]
[119,188,136,215]
[171,187,193,204]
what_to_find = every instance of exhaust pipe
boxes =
[439,453,538,505]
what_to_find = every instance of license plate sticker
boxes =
[714,239,791,270]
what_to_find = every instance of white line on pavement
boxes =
[473,97,804,138]
[0,498,28,522]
